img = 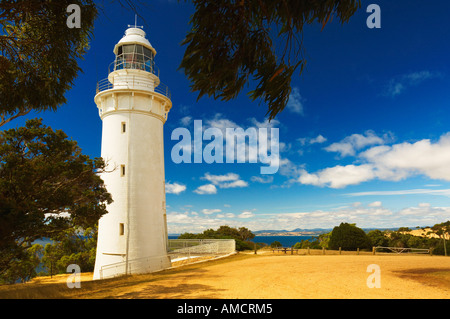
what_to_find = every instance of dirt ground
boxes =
[1,252,449,299]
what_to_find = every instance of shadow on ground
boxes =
[392,268,450,292]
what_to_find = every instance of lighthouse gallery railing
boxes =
[96,77,171,100]
[95,60,171,99]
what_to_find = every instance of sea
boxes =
[251,236,315,247]
[168,235,316,248]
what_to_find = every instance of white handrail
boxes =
[96,76,171,99]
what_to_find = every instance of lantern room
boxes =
[112,27,157,73]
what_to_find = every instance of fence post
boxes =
[307,247,310,255]
[322,247,325,255]
[372,246,376,255]
[339,247,342,255]
[291,247,293,255]
[357,248,360,255]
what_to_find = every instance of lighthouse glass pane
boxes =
[144,47,154,72]
[115,44,155,73]
[123,45,134,67]
[135,46,144,65]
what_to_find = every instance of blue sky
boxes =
[6,0,450,233]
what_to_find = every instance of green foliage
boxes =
[270,241,282,248]
[0,119,112,280]
[364,221,450,255]
[42,227,97,276]
[0,244,43,284]
[178,225,255,251]
[427,221,450,255]
[328,223,371,251]
[235,240,255,251]
[179,0,361,120]
[254,242,267,249]
[293,239,321,249]
[0,0,97,126]
[367,229,389,248]
[432,241,450,256]
[317,232,331,249]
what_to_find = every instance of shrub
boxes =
[329,223,371,251]
[270,241,282,248]
[432,241,450,256]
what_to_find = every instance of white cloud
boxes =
[278,158,303,178]
[166,212,224,233]
[238,211,254,219]
[249,117,280,129]
[360,133,450,181]
[220,180,249,188]
[251,175,274,184]
[384,71,440,97]
[387,82,405,96]
[298,132,450,189]
[397,204,450,223]
[310,135,327,144]
[165,182,187,195]
[324,130,388,157]
[203,172,240,184]
[298,164,376,189]
[346,188,450,197]
[201,172,248,189]
[368,201,382,207]
[203,114,280,171]
[166,202,450,234]
[180,116,192,126]
[202,208,222,215]
[298,135,327,146]
[286,87,305,115]
[193,184,217,195]
[205,113,239,133]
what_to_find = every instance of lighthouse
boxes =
[93,25,172,280]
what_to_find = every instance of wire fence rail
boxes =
[99,239,236,280]
[374,246,431,254]
[262,246,433,256]
[168,239,236,261]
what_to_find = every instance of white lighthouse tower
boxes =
[93,25,172,280]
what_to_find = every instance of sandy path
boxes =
[100,254,450,299]
[2,253,449,299]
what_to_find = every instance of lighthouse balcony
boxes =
[96,73,171,100]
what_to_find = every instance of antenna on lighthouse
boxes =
[128,14,143,29]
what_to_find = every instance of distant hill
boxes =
[253,227,401,236]
[170,227,403,238]
[253,228,332,236]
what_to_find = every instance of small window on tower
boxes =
[120,165,125,176]
[121,122,126,133]
[119,223,124,236]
